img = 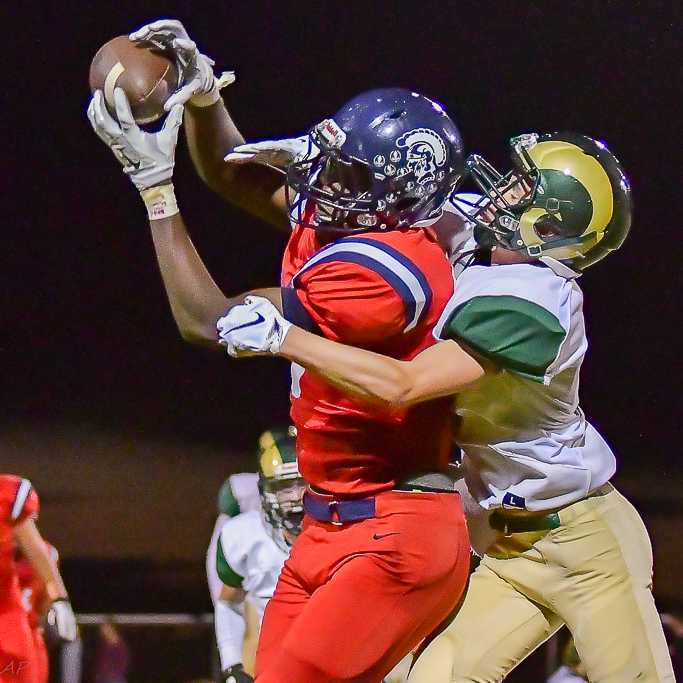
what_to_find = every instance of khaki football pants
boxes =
[383,654,412,683]
[409,485,675,682]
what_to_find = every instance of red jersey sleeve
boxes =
[0,476,39,526]
[283,236,434,346]
[288,260,405,345]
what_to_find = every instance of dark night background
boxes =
[3,1,682,680]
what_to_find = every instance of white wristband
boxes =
[141,184,179,220]
[190,72,236,108]
[190,83,221,108]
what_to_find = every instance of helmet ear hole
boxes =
[533,215,563,239]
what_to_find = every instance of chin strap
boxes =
[538,256,581,279]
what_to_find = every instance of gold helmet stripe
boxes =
[527,140,614,236]
[519,207,548,249]
[259,430,283,478]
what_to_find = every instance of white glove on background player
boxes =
[216,296,292,356]
[129,19,235,109]
[87,88,183,191]
[225,135,319,170]
[47,599,78,642]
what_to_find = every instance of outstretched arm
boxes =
[129,19,289,231]
[14,518,68,602]
[15,518,78,642]
[87,87,281,348]
[147,204,281,346]
[281,328,485,406]
[185,101,289,231]
[216,297,486,406]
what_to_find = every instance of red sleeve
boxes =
[292,260,406,346]
[0,476,39,526]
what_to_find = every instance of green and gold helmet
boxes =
[257,426,305,552]
[464,132,632,274]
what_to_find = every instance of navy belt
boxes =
[304,489,376,525]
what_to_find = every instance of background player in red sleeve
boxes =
[0,476,77,683]
[87,26,471,677]
[15,542,59,683]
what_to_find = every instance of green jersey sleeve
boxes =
[216,535,244,588]
[443,295,566,382]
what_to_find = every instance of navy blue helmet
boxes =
[286,88,464,233]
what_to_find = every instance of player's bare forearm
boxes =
[14,519,68,602]
[280,327,410,404]
[185,99,244,187]
[149,211,230,346]
[185,100,289,231]
[148,211,281,347]
[281,330,485,407]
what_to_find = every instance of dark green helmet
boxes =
[257,427,298,480]
[462,132,632,274]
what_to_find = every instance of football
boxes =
[89,35,180,125]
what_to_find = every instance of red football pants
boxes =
[255,490,470,683]
[0,607,36,683]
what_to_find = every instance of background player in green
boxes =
[208,428,304,683]
[218,132,675,682]
[207,470,260,681]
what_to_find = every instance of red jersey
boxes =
[0,476,39,609]
[281,221,454,496]
[15,543,55,629]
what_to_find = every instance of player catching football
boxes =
[0,476,77,683]
[220,133,675,682]
[87,20,471,683]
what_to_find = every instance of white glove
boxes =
[225,135,319,170]
[47,599,77,642]
[129,19,235,109]
[87,88,183,192]
[216,296,292,356]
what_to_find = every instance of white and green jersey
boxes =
[210,510,287,669]
[217,509,287,620]
[434,260,616,512]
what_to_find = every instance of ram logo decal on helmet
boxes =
[397,128,448,185]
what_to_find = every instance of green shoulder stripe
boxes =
[444,295,565,381]
[216,538,244,588]
[217,479,241,517]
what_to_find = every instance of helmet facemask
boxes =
[259,462,306,553]
[285,128,379,233]
[457,134,543,252]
